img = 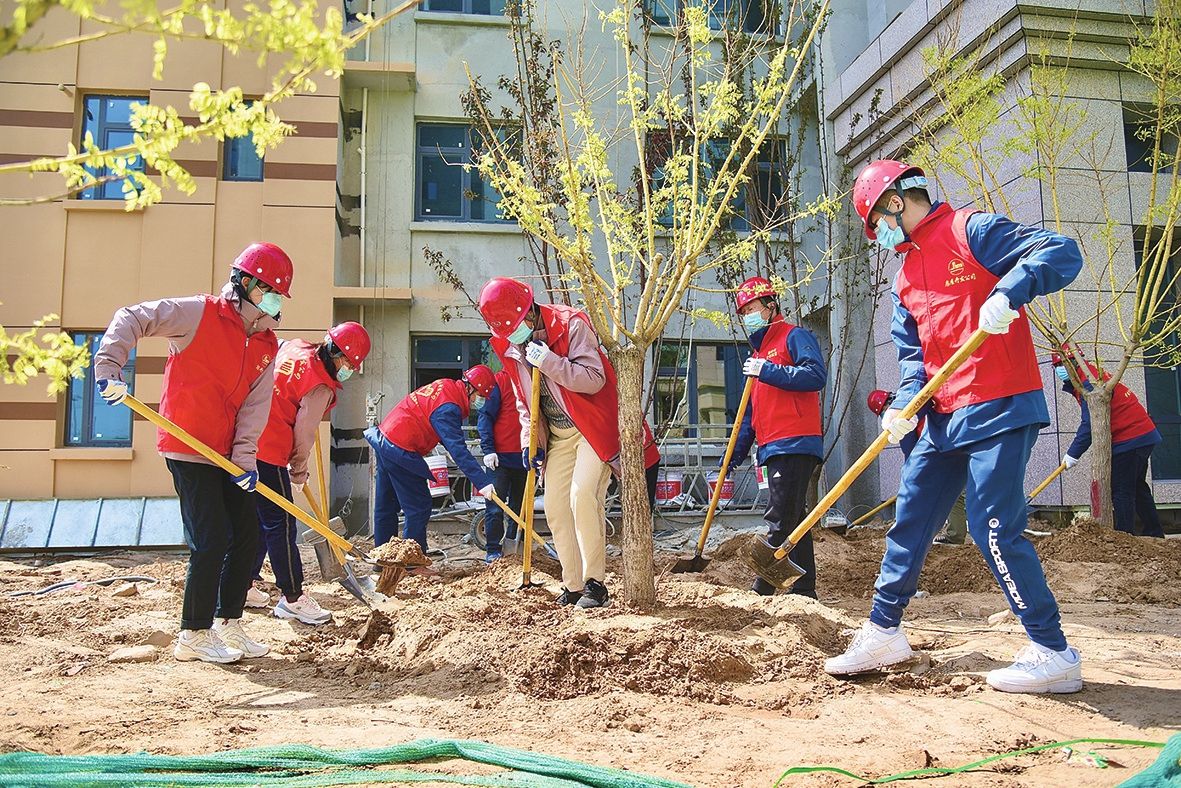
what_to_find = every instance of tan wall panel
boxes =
[262,207,334,331]
[62,209,145,327]
[0,451,55,498]
[0,83,76,113]
[212,182,266,289]
[0,203,66,325]
[129,374,162,403]
[0,379,64,404]
[220,51,277,99]
[53,454,134,497]
[262,178,334,209]
[0,126,72,159]
[266,135,336,165]
[160,176,219,205]
[0,5,80,86]
[0,421,56,451]
[0,171,73,203]
[75,25,157,94]
[147,35,224,94]
[138,204,217,301]
[279,94,342,124]
[131,425,183,495]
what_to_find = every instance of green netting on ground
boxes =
[0,738,693,788]
[1118,733,1181,788]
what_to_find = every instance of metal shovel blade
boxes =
[740,535,806,590]
[306,530,345,582]
[670,553,710,574]
[340,558,387,607]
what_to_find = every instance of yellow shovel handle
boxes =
[694,376,754,557]
[776,328,992,560]
[850,495,897,528]
[1028,463,1067,501]
[487,489,549,550]
[313,429,330,523]
[122,394,354,555]
[521,365,542,583]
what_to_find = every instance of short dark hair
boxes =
[873,187,931,215]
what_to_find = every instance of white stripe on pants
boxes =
[543,425,611,592]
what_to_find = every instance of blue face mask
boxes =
[337,365,354,382]
[256,291,282,317]
[1054,366,1069,382]
[742,312,769,331]
[507,322,533,344]
[874,218,906,252]
[472,396,486,410]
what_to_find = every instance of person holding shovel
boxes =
[477,369,529,564]
[248,322,371,624]
[365,366,497,552]
[478,277,659,609]
[94,242,292,664]
[724,277,826,599]
[1053,348,1164,538]
[826,160,1084,694]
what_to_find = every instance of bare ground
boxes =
[0,522,1178,786]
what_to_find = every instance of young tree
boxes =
[467,0,834,607]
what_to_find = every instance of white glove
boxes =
[479,483,496,499]
[97,379,128,405]
[742,357,766,378]
[1062,454,1079,469]
[483,453,499,470]
[291,481,305,495]
[979,292,1018,334]
[524,341,551,367]
[881,408,918,444]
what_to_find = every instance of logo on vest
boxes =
[257,354,273,374]
[948,259,964,276]
[945,259,977,287]
[766,349,779,359]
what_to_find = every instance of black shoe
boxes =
[751,577,777,596]
[933,533,964,546]
[556,587,582,606]
[575,579,609,608]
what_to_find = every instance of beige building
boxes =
[0,3,339,524]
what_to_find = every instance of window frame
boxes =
[414,122,512,223]
[222,102,265,182]
[418,0,506,14]
[653,340,749,439]
[77,94,147,201]
[1135,229,1181,481]
[1124,103,1178,175]
[64,332,136,448]
[645,0,779,35]
[411,334,494,425]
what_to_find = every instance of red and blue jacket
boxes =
[478,371,526,470]
[1063,370,1160,458]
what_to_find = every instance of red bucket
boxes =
[706,471,734,503]
[655,470,683,506]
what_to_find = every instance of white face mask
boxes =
[472,395,486,410]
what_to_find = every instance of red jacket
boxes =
[256,340,340,467]
[379,378,471,455]
[750,320,822,442]
[158,296,278,457]
[896,204,1042,413]
[491,370,523,453]
[1070,362,1158,445]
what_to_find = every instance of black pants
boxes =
[1112,445,1165,538]
[167,458,260,630]
[760,453,820,596]
[252,461,305,599]
[484,465,529,550]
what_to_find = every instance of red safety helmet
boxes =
[478,277,534,338]
[232,242,294,297]
[462,364,496,397]
[867,389,894,416]
[735,276,776,311]
[852,160,925,240]
[326,322,371,367]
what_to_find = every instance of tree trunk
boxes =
[1083,385,1114,528]
[612,344,657,609]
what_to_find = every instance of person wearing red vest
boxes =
[826,161,1084,695]
[478,277,660,609]
[248,322,372,624]
[93,242,293,665]
[1053,350,1164,538]
[866,390,968,545]
[477,369,528,563]
[724,277,826,598]
[364,367,497,551]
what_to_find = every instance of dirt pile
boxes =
[1037,522,1181,605]
[370,538,430,566]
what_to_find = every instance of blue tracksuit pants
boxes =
[365,427,434,550]
[870,424,1067,651]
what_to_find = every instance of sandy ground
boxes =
[0,522,1179,787]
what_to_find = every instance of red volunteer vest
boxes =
[896,203,1041,413]
[1070,362,1158,445]
[378,378,471,455]
[256,340,341,466]
[490,304,660,468]
[491,370,523,454]
[750,319,823,443]
[158,296,278,457]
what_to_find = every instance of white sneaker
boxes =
[274,594,332,625]
[245,584,270,608]
[174,629,243,664]
[825,621,915,675]
[987,643,1082,694]
[213,618,270,658]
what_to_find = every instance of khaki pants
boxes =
[543,425,611,592]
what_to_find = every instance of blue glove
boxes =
[522,447,545,471]
[232,469,258,492]
[97,379,128,405]
[717,454,738,477]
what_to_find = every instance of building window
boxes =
[415,124,509,222]
[653,341,749,441]
[646,0,776,35]
[419,0,505,14]
[1136,230,1181,480]
[65,333,136,447]
[78,95,145,200]
[223,129,264,182]
[412,335,493,424]
[1124,104,1178,175]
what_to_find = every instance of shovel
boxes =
[519,365,545,589]
[670,376,754,573]
[120,394,385,607]
[486,490,559,560]
[1027,462,1067,502]
[743,328,991,589]
[848,495,897,529]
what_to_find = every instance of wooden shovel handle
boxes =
[1027,463,1067,502]
[693,376,754,557]
[521,365,543,583]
